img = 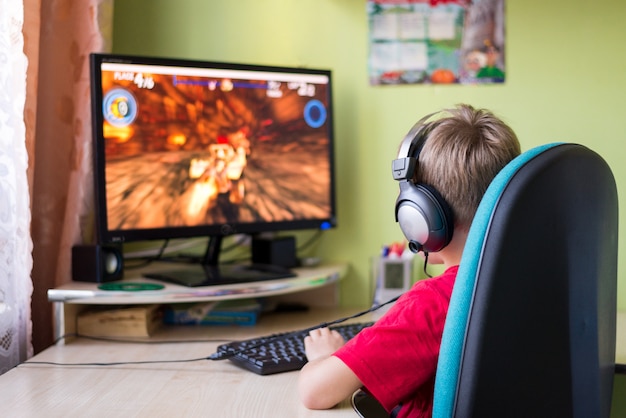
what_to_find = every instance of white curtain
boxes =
[0,0,34,373]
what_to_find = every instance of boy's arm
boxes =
[298,327,363,410]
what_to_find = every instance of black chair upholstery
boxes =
[433,143,618,417]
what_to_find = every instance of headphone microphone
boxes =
[392,117,454,254]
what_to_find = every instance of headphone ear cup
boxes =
[395,182,453,253]
[396,199,430,251]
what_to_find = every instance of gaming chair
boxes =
[354,143,618,417]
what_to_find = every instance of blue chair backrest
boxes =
[433,143,618,418]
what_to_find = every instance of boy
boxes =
[298,104,521,417]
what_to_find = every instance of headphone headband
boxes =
[395,112,438,160]
[393,113,441,181]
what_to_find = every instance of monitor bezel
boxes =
[89,52,337,245]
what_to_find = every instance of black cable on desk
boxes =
[51,333,233,345]
[24,357,211,367]
[22,334,240,368]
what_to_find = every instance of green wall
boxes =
[112,0,626,311]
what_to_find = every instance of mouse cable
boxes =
[208,293,402,361]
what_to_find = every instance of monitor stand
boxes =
[142,235,296,287]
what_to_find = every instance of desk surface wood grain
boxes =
[3,308,366,418]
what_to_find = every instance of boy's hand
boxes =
[304,327,346,362]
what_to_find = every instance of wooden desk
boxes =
[2,309,623,416]
[2,308,370,417]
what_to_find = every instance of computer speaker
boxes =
[252,236,297,268]
[72,244,124,283]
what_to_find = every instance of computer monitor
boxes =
[89,53,337,286]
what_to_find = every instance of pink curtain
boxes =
[23,0,114,354]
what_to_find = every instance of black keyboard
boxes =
[215,321,374,375]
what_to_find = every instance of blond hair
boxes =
[415,104,521,228]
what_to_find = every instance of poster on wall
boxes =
[368,0,505,85]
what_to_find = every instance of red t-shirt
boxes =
[334,265,458,418]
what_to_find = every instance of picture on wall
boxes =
[368,0,505,85]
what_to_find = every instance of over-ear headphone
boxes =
[392,116,454,254]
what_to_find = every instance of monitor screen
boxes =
[89,53,337,285]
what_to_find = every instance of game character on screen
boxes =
[187,127,251,215]
[298,104,521,417]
